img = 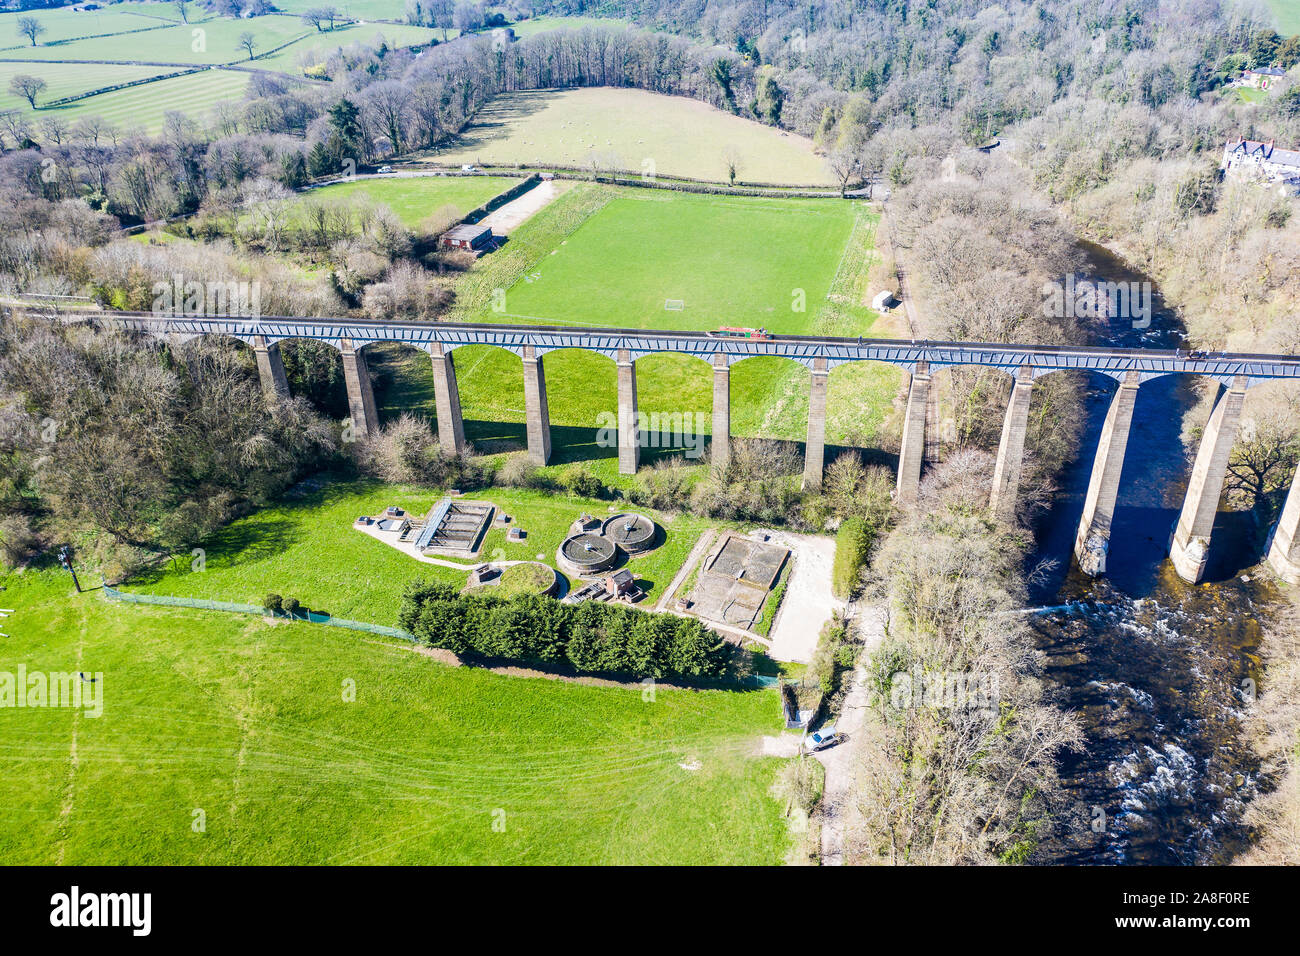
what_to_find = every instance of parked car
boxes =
[377,165,393,173]
[802,725,843,753]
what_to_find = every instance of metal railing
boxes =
[103,586,780,689]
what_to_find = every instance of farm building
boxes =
[439,223,495,252]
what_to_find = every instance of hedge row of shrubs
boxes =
[444,161,839,192]
[40,68,203,109]
[832,517,870,600]
[398,581,732,679]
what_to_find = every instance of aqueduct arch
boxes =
[104,311,1300,585]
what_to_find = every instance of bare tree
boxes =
[16,16,45,47]
[721,145,743,186]
[8,74,47,109]
[827,146,862,196]
[0,109,32,150]
[173,0,191,23]
[300,7,338,32]
[38,114,68,145]
[237,31,257,60]
[430,0,453,40]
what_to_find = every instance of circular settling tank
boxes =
[601,513,658,554]
[558,532,617,574]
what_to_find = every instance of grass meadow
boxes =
[0,2,183,50]
[497,191,859,332]
[303,175,524,230]
[0,61,174,113]
[411,181,901,469]
[429,87,837,185]
[4,15,436,69]
[21,69,253,135]
[0,568,788,864]
[0,10,437,134]
[125,480,712,620]
[507,15,632,37]
[1267,0,1300,33]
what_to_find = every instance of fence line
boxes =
[102,585,417,641]
[102,585,779,689]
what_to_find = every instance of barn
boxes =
[439,223,495,252]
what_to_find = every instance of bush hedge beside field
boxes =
[399,580,731,678]
[832,516,869,599]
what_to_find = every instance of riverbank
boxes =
[1025,239,1293,863]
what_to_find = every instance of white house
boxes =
[1221,138,1300,194]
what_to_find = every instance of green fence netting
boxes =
[103,585,417,641]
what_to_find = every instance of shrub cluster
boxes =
[398,581,731,679]
[832,516,869,600]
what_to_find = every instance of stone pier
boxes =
[1267,463,1300,585]
[711,353,731,470]
[1074,370,1140,575]
[251,335,289,399]
[617,349,639,475]
[989,369,1034,521]
[430,343,466,456]
[521,346,551,466]
[895,361,931,504]
[802,357,829,491]
[1169,376,1248,583]
[340,337,379,441]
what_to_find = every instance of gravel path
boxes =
[480,179,560,234]
[764,531,843,664]
[816,605,887,865]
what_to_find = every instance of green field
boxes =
[430,88,837,186]
[507,15,632,37]
[0,61,174,113]
[252,20,438,73]
[4,14,435,70]
[496,191,861,332]
[0,567,788,864]
[304,176,524,229]
[21,68,252,135]
[0,9,439,134]
[415,182,900,457]
[0,2,182,50]
[1267,0,1300,33]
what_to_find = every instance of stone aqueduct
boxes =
[106,312,1300,587]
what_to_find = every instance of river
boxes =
[1027,242,1278,865]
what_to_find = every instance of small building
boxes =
[384,506,405,518]
[570,514,601,534]
[439,223,494,252]
[1243,67,1286,90]
[355,515,375,526]
[468,564,499,586]
[507,527,526,541]
[605,569,643,602]
[872,289,898,311]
